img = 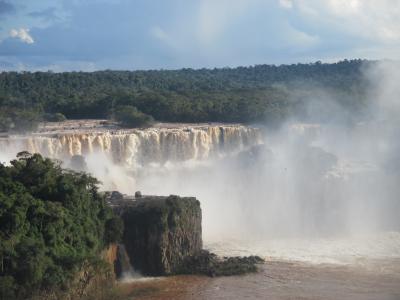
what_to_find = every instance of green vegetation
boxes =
[0,60,373,128]
[43,112,67,122]
[0,107,41,133]
[112,105,154,128]
[0,152,123,299]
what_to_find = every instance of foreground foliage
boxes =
[0,153,122,299]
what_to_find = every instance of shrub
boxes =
[43,112,67,122]
[12,110,41,132]
[104,216,124,244]
[0,111,12,132]
[113,105,154,128]
[0,108,41,133]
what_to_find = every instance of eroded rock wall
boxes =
[117,195,202,276]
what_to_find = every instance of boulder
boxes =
[178,250,264,277]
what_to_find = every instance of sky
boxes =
[0,0,399,71]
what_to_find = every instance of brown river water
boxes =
[118,259,400,300]
[116,232,400,299]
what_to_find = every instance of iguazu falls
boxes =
[0,122,261,169]
[1,1,400,299]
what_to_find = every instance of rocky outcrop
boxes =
[114,195,202,276]
[108,192,264,278]
[178,250,264,277]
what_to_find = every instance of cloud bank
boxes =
[0,0,399,70]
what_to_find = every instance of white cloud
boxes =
[147,0,400,66]
[279,0,293,9]
[9,28,34,44]
[3,0,400,70]
[292,0,400,44]
[285,23,319,47]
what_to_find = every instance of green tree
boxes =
[43,112,67,122]
[0,152,122,299]
[113,105,154,128]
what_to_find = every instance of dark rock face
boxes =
[108,191,124,201]
[68,154,88,171]
[108,193,263,278]
[118,195,202,276]
[179,250,264,277]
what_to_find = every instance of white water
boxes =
[0,124,262,193]
[0,124,261,167]
[205,232,400,265]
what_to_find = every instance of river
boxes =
[118,258,400,299]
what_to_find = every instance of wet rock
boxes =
[118,195,202,276]
[68,154,88,171]
[109,191,124,201]
[301,146,337,177]
[235,144,273,166]
[109,193,263,278]
[179,250,264,277]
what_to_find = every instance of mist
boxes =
[106,62,388,240]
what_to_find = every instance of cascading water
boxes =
[0,124,262,167]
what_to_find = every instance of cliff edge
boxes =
[111,194,202,276]
[108,192,264,278]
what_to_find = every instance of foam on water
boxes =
[119,276,164,284]
[205,231,400,265]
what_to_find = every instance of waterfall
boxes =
[115,244,138,280]
[0,125,262,167]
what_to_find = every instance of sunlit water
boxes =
[205,232,400,265]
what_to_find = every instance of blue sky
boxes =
[0,0,399,71]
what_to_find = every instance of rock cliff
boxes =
[113,194,202,276]
[108,192,263,278]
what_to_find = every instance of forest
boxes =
[0,153,123,299]
[0,59,373,131]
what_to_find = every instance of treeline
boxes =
[0,59,372,129]
[0,153,123,299]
